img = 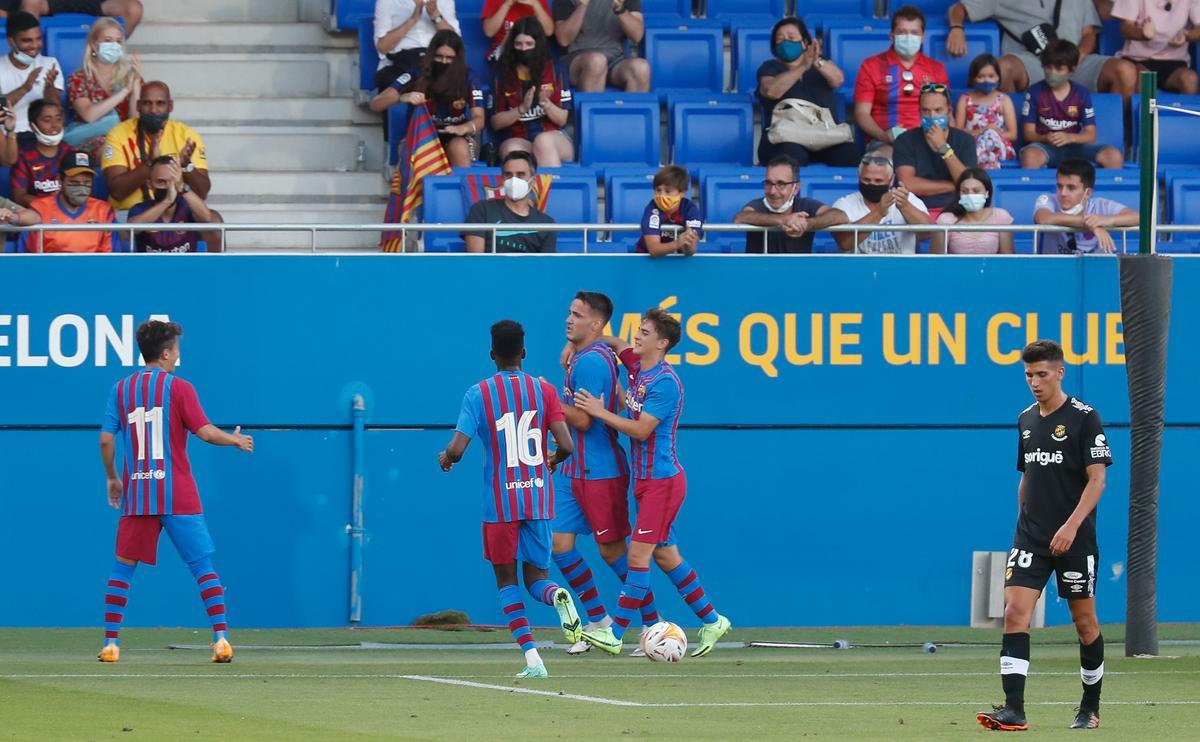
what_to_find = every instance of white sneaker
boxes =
[565,640,591,655]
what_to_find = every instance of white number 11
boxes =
[127,406,164,462]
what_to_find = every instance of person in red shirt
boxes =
[482,0,553,63]
[27,149,116,253]
[854,5,949,146]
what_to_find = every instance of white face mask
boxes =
[504,175,531,201]
[762,196,795,214]
[31,124,63,147]
[1062,197,1088,216]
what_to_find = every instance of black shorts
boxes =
[48,0,105,15]
[1004,547,1097,600]
[1132,59,1190,82]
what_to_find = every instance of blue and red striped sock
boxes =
[608,553,660,626]
[187,556,228,643]
[527,578,561,607]
[666,560,718,624]
[499,585,541,667]
[611,566,650,640]
[103,561,136,646]
[553,549,608,624]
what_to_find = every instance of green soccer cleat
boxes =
[515,663,548,679]
[581,625,622,655]
[691,614,732,657]
[553,588,582,644]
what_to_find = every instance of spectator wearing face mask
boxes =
[18,0,145,38]
[490,17,573,168]
[0,11,63,134]
[1034,157,1138,254]
[373,0,461,92]
[26,149,116,252]
[462,150,556,252]
[637,164,702,257]
[101,80,209,213]
[953,54,1018,169]
[833,154,931,254]
[734,155,847,254]
[127,155,223,253]
[11,97,69,206]
[893,82,979,218]
[854,5,949,145]
[66,17,142,159]
[482,0,553,63]
[931,167,1014,254]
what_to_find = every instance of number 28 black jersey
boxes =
[1015,396,1113,556]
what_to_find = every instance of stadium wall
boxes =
[2,255,1198,629]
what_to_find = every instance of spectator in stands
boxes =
[945,1,1139,100]
[0,11,62,134]
[734,155,848,254]
[1110,0,1200,94]
[65,17,141,159]
[11,97,68,206]
[0,105,17,165]
[0,190,40,226]
[637,164,701,257]
[373,0,461,91]
[854,5,949,146]
[370,30,484,168]
[931,167,1014,254]
[1034,157,1138,254]
[28,149,115,252]
[954,54,1018,168]
[553,0,649,93]
[19,0,143,38]
[462,150,556,252]
[490,18,572,167]
[757,17,858,168]
[1019,41,1124,170]
[483,0,553,63]
[128,155,224,253]
[102,81,210,214]
[894,82,979,218]
[833,154,931,254]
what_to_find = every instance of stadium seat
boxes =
[705,0,785,26]
[640,0,691,25]
[1098,19,1124,56]
[897,0,955,14]
[357,16,376,91]
[456,16,493,89]
[456,0,485,14]
[42,15,120,78]
[989,172,1146,254]
[331,0,374,32]
[1133,94,1200,166]
[670,99,755,170]
[605,169,658,250]
[643,26,724,94]
[798,170,859,253]
[577,95,661,168]
[926,26,1000,92]
[796,1,874,19]
[733,26,774,95]
[0,166,10,199]
[701,169,766,252]
[825,27,893,97]
[1167,177,1200,251]
[1090,93,1125,157]
[386,105,412,167]
[421,175,468,252]
[539,171,599,253]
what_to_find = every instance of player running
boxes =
[438,320,582,679]
[551,292,661,655]
[574,308,731,657]
[97,320,253,664]
[978,340,1112,732]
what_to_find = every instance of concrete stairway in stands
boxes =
[129,0,386,250]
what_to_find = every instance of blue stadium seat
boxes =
[456,0,485,15]
[640,0,691,25]
[1098,19,1124,56]
[605,170,658,251]
[358,16,376,91]
[0,166,10,199]
[926,26,1000,92]
[422,175,468,252]
[671,99,755,169]
[331,0,374,32]
[1134,94,1200,166]
[1167,177,1200,252]
[796,1,874,19]
[825,27,893,97]
[577,95,661,168]
[540,171,599,252]
[387,105,412,166]
[643,26,724,94]
[988,172,1147,254]
[733,26,774,95]
[456,16,493,89]
[798,170,859,252]
[706,0,784,26]
[1090,93,1125,157]
[701,169,766,253]
[898,0,955,14]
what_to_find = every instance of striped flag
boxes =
[463,174,554,213]
[381,105,451,252]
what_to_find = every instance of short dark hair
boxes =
[6,11,39,38]
[769,16,811,52]
[643,308,681,351]
[491,319,525,361]
[575,291,613,323]
[652,165,689,193]
[28,97,63,124]
[1022,339,1064,365]
[948,167,994,218]
[1040,39,1079,71]
[968,53,1002,87]
[502,149,537,173]
[891,4,926,32]
[1057,158,1096,189]
[765,155,800,180]
[137,320,182,363]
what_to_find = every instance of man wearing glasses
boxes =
[894,82,978,219]
[734,155,847,254]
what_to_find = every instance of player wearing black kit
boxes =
[977,340,1112,733]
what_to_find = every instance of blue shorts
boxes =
[116,513,215,566]
[483,519,552,569]
[550,471,591,536]
[1021,142,1117,168]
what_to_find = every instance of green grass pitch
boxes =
[3,624,1198,740]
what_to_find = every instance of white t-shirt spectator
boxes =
[0,53,63,132]
[1034,194,1129,254]
[832,191,930,254]
[374,0,461,66]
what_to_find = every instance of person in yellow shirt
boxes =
[100,80,209,212]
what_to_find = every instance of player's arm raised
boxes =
[99,432,122,509]
[574,389,658,441]
[599,335,630,356]
[196,424,254,453]
[1050,463,1106,556]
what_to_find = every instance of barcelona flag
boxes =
[381,106,451,252]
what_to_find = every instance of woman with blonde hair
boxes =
[65,17,141,157]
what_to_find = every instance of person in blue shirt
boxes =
[636,164,702,256]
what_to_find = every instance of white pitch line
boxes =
[399,675,645,706]
[5,669,1200,680]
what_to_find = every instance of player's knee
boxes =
[551,533,576,554]
[1071,610,1099,641]
[597,540,624,563]
[1003,603,1032,632]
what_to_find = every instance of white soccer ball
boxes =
[640,621,687,662]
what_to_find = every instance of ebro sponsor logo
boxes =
[130,469,166,481]
[1024,448,1063,466]
[1090,434,1111,460]
[505,477,545,491]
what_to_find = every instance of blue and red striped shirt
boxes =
[619,349,683,480]
[102,369,211,516]
[455,370,565,523]
[560,342,629,481]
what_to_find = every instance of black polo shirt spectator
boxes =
[742,195,828,254]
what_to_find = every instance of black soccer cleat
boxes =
[1070,707,1100,729]
[977,704,1029,731]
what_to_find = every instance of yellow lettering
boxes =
[1106,312,1125,364]
[1025,313,1040,346]
[830,313,863,365]
[784,313,823,365]
[739,312,779,377]
[1061,313,1100,364]
[987,312,1023,364]
[882,313,922,365]
[617,312,641,347]
[684,313,720,366]
[928,313,967,365]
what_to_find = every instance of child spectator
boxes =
[932,167,1014,254]
[482,0,553,63]
[1019,40,1124,170]
[954,54,1017,169]
[1034,158,1138,254]
[0,12,62,133]
[66,18,142,159]
[11,98,69,206]
[490,17,572,167]
[637,164,702,256]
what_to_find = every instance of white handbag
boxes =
[766,98,854,151]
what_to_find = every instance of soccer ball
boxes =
[640,621,687,662]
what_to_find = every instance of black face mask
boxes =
[139,112,168,134]
[153,187,172,203]
[513,49,535,66]
[859,182,890,203]
[430,61,450,78]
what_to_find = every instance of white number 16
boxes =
[495,410,544,468]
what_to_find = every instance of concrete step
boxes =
[171,96,379,126]
[196,125,385,171]
[211,171,388,198]
[138,53,354,98]
[131,22,354,52]
[144,0,300,23]
[205,203,389,250]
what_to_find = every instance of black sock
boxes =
[1080,633,1104,711]
[1001,632,1031,713]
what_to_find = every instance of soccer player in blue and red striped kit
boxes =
[439,319,583,678]
[575,308,732,657]
[97,320,253,663]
